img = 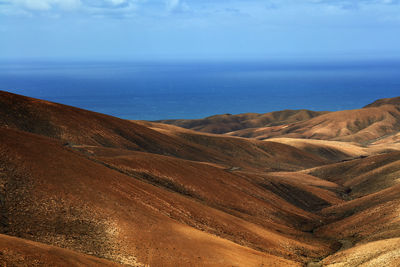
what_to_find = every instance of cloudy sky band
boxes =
[1,0,399,60]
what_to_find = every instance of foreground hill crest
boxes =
[1,90,400,267]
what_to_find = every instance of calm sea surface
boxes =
[1,60,400,120]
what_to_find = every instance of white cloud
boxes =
[309,0,400,7]
[2,0,400,20]
[16,0,52,10]
[166,0,179,11]
[10,0,81,11]
[58,0,81,9]
[108,0,126,5]
[0,0,144,17]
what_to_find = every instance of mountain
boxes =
[0,91,338,266]
[161,97,400,144]
[4,127,318,266]
[364,96,400,108]
[304,152,400,266]
[226,100,400,144]
[1,90,400,266]
[158,109,328,134]
[0,91,326,171]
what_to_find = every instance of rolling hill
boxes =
[1,90,400,266]
[162,96,400,145]
[0,91,327,171]
[227,104,400,144]
[364,96,400,108]
[158,109,328,134]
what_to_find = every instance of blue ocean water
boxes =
[1,60,399,120]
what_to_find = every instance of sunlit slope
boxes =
[364,96,400,108]
[299,153,400,266]
[2,91,400,266]
[159,97,400,145]
[316,184,400,267]
[0,90,327,171]
[266,138,369,161]
[85,146,343,228]
[227,104,400,144]
[0,234,120,267]
[322,238,400,267]
[0,127,343,266]
[304,151,400,196]
[158,109,327,134]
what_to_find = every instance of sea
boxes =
[1,59,400,120]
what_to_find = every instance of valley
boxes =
[1,91,400,266]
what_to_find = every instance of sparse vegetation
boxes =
[1,91,400,266]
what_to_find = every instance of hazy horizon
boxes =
[2,60,399,120]
[2,0,400,120]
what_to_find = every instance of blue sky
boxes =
[1,0,400,61]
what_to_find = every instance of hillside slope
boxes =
[227,104,400,144]
[159,96,400,145]
[364,96,400,108]
[0,90,327,171]
[158,109,327,134]
[299,153,400,266]
[0,127,339,266]
[0,234,120,267]
[1,91,400,266]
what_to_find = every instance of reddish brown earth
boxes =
[1,90,400,266]
[163,97,400,145]
[0,91,327,171]
[226,105,400,144]
[364,96,400,108]
[159,109,328,134]
[0,234,120,266]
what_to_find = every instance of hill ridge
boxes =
[1,90,400,266]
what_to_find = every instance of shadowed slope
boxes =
[158,109,327,134]
[316,183,400,242]
[322,238,400,267]
[227,104,400,144]
[2,91,400,266]
[310,181,400,267]
[135,120,328,171]
[0,127,340,266]
[364,96,400,108]
[298,153,400,266]
[0,234,120,267]
[267,138,369,162]
[0,90,327,171]
[0,91,202,156]
[304,151,400,196]
[159,96,400,145]
[83,146,342,229]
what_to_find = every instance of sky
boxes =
[1,0,400,61]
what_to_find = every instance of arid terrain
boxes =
[1,90,400,266]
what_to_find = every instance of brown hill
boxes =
[322,238,400,267]
[316,181,400,267]
[364,96,400,108]
[0,127,338,266]
[0,234,120,266]
[134,120,328,170]
[267,138,369,162]
[2,91,400,266]
[158,109,327,134]
[227,104,400,144]
[298,152,400,266]
[304,151,400,197]
[0,90,327,171]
